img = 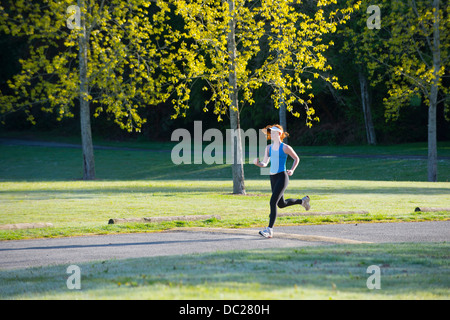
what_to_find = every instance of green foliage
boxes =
[0,0,172,131]
[163,0,361,126]
[1,0,448,144]
[341,0,450,120]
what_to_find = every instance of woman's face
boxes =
[271,131,281,141]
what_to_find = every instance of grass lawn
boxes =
[0,138,449,299]
[0,242,448,299]
[0,141,449,240]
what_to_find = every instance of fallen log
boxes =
[414,207,450,212]
[108,215,221,225]
[0,222,54,230]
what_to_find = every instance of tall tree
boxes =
[338,1,380,145]
[358,68,377,145]
[0,0,171,179]
[77,0,94,179]
[164,0,360,193]
[344,0,449,181]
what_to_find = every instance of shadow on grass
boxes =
[0,242,448,299]
[1,182,449,199]
[1,145,450,183]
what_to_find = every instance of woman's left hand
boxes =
[287,170,294,176]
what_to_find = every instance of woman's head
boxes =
[262,124,289,141]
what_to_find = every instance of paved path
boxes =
[0,221,448,270]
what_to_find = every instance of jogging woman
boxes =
[253,124,310,238]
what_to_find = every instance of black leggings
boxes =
[269,171,302,228]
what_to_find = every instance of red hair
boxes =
[263,124,289,141]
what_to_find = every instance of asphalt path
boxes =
[0,221,448,270]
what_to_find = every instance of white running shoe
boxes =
[259,227,273,238]
[301,196,311,211]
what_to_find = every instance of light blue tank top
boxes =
[269,143,287,174]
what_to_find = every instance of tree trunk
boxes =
[277,24,288,143]
[227,0,245,194]
[279,92,288,144]
[428,0,440,182]
[78,0,95,180]
[358,69,377,145]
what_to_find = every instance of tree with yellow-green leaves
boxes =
[342,0,449,182]
[0,0,360,190]
[163,0,361,194]
[0,0,172,180]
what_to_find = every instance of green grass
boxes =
[0,138,449,300]
[1,140,450,182]
[2,130,450,157]
[0,179,449,241]
[1,242,448,299]
[0,142,449,240]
